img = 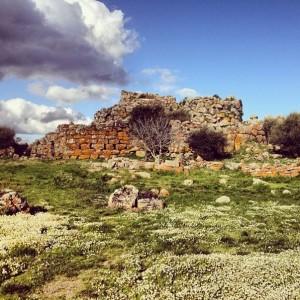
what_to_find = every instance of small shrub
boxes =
[130,105,165,122]
[10,244,37,257]
[269,112,300,157]
[187,127,227,160]
[213,94,221,99]
[252,183,271,193]
[263,116,280,143]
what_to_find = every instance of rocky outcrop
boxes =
[0,190,30,215]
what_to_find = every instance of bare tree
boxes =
[129,105,173,161]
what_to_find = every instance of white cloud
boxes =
[0,0,139,84]
[176,88,199,98]
[141,68,179,93]
[28,83,119,103]
[0,98,92,134]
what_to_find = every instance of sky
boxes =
[0,0,299,142]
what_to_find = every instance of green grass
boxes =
[0,159,299,299]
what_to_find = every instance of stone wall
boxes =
[93,90,179,127]
[170,116,266,153]
[30,124,131,159]
[93,90,243,127]
[183,96,242,125]
[30,90,267,159]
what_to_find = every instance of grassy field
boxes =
[0,159,300,299]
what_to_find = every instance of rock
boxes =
[183,179,193,186]
[108,186,165,211]
[196,156,204,162]
[282,190,292,195]
[135,172,151,179]
[107,178,118,185]
[136,150,146,158]
[225,162,241,171]
[205,162,224,171]
[129,161,142,170]
[144,162,155,169]
[12,154,20,160]
[261,152,270,159]
[0,190,30,215]
[108,185,139,209]
[253,178,269,186]
[215,196,231,204]
[137,190,164,211]
[159,189,170,197]
[151,189,160,195]
[163,160,180,168]
[219,178,228,185]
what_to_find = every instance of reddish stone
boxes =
[116,144,127,151]
[105,144,115,150]
[82,149,94,155]
[81,144,91,150]
[79,155,91,159]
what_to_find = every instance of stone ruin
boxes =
[30,90,267,159]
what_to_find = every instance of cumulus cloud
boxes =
[0,98,92,134]
[0,0,139,84]
[176,88,199,98]
[142,68,178,92]
[28,82,118,103]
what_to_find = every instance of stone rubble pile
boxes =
[0,190,30,215]
[90,155,300,178]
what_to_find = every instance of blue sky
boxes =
[0,0,299,141]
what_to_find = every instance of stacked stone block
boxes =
[30,124,130,159]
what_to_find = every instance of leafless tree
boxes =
[129,105,173,161]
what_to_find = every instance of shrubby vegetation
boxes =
[187,126,227,160]
[264,112,300,157]
[0,160,299,299]
[0,126,29,156]
[0,126,15,149]
[129,105,172,161]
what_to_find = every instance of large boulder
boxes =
[108,185,164,211]
[108,185,138,209]
[0,189,30,215]
[137,190,164,211]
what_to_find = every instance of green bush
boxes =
[0,126,15,149]
[269,112,300,157]
[263,116,280,143]
[187,127,227,160]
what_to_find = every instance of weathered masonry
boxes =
[30,90,267,159]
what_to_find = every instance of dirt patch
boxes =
[35,274,86,299]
